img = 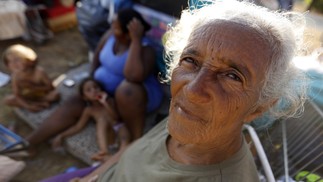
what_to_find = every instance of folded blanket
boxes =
[0,155,26,182]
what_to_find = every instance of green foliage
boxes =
[307,0,323,13]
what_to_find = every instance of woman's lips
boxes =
[175,103,207,124]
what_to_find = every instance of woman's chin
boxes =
[167,118,204,145]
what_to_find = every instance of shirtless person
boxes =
[51,78,130,161]
[2,44,60,112]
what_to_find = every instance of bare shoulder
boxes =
[83,106,94,114]
[35,66,52,81]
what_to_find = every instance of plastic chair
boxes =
[244,124,276,182]
[0,124,29,154]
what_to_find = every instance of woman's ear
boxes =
[244,99,278,123]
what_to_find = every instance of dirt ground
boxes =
[0,1,322,182]
[0,27,89,182]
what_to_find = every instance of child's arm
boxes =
[97,92,119,119]
[20,67,54,92]
[102,102,118,120]
[52,108,91,148]
[11,74,21,97]
[11,74,32,109]
[35,66,55,91]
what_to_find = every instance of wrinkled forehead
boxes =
[190,19,267,43]
[187,19,272,66]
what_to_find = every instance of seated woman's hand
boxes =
[127,18,144,41]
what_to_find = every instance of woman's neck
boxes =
[113,37,130,55]
[166,134,243,165]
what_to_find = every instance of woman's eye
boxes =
[184,57,195,63]
[181,57,198,66]
[226,72,242,82]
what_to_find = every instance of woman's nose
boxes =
[184,69,212,103]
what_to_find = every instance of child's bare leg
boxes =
[96,122,109,153]
[27,102,47,111]
[91,122,110,161]
[3,94,22,107]
[3,94,25,107]
[106,124,116,147]
[34,101,50,108]
[3,94,43,112]
[92,124,116,161]
[30,90,60,109]
[91,151,111,161]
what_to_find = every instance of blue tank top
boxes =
[94,35,163,112]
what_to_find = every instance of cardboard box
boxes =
[46,11,77,32]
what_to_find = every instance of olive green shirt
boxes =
[99,119,260,182]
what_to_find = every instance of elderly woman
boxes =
[41,0,307,181]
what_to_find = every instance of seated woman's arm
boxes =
[123,18,156,82]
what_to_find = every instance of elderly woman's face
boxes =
[168,20,271,144]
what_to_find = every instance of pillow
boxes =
[0,155,26,182]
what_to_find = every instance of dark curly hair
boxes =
[79,77,104,97]
[117,8,151,34]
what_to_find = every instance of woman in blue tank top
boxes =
[92,8,163,140]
